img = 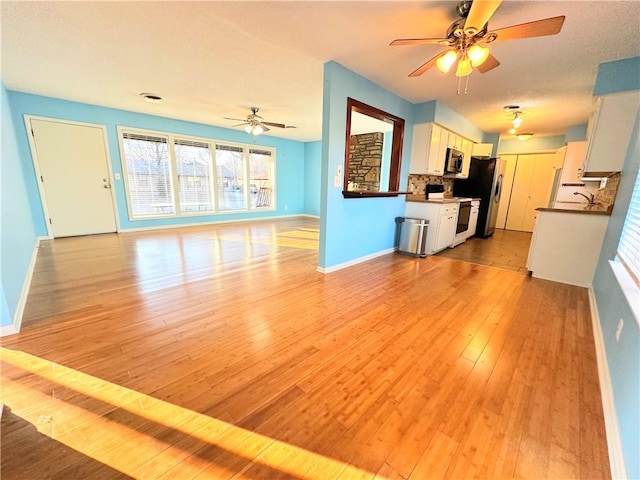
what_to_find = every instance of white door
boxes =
[29,118,117,237]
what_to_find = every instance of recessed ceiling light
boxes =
[140,93,164,103]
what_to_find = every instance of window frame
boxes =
[611,166,640,325]
[117,126,277,221]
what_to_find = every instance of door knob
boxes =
[103,184,111,189]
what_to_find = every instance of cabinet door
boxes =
[560,141,587,184]
[436,213,457,250]
[433,129,449,175]
[426,124,444,175]
[584,91,639,172]
[409,123,431,174]
[472,143,493,157]
[458,138,472,178]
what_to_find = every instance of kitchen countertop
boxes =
[407,196,480,204]
[536,201,613,216]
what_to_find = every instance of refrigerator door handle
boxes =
[494,174,503,203]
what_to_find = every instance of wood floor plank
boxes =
[1,219,611,479]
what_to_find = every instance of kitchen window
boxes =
[611,167,640,323]
[119,127,276,219]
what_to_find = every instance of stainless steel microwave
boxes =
[445,147,464,174]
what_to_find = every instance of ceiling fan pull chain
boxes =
[457,76,462,95]
[464,75,469,95]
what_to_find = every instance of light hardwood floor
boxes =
[1,217,610,479]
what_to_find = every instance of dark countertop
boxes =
[536,202,613,216]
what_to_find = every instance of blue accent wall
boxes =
[412,100,485,142]
[304,141,322,216]
[8,91,307,234]
[565,124,588,142]
[1,83,38,327]
[319,62,414,269]
[498,135,566,154]
[593,56,640,96]
[593,109,640,479]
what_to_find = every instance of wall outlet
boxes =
[615,318,624,342]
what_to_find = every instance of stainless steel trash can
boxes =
[395,217,429,257]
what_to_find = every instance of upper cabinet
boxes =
[559,141,588,184]
[472,143,493,157]
[583,91,639,173]
[409,122,479,178]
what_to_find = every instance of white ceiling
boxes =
[2,1,639,142]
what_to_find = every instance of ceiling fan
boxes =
[224,107,296,136]
[390,0,565,79]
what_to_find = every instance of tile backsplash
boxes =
[406,174,454,201]
[595,172,620,208]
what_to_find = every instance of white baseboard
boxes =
[0,236,43,337]
[317,247,395,274]
[588,287,627,479]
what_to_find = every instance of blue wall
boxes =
[1,83,38,327]
[498,135,566,154]
[8,91,307,234]
[593,109,639,479]
[412,100,485,143]
[591,56,640,479]
[304,141,322,216]
[594,56,640,96]
[319,62,414,269]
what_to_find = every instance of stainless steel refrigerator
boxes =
[453,157,506,238]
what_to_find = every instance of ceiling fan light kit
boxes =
[224,107,295,137]
[391,0,565,90]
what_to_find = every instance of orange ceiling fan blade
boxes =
[408,53,442,77]
[477,53,500,73]
[390,37,448,46]
[489,16,565,42]
[464,0,502,36]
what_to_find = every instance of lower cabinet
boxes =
[467,200,480,239]
[405,201,458,254]
[527,210,609,287]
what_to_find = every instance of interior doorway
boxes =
[26,117,118,238]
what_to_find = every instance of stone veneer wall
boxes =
[405,174,455,201]
[348,132,383,191]
[595,172,621,208]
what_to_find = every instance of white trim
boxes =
[588,287,628,480]
[24,115,120,238]
[317,247,395,274]
[609,260,640,327]
[118,213,310,233]
[0,236,44,337]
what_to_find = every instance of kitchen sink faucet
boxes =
[573,191,596,204]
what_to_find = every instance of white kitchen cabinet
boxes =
[405,201,458,254]
[527,209,609,287]
[583,90,639,173]
[409,123,445,175]
[457,138,473,179]
[560,141,587,183]
[472,143,493,157]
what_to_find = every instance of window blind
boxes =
[617,168,640,285]
[121,133,175,217]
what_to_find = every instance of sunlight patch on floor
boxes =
[217,228,319,251]
[0,347,374,478]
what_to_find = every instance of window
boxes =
[121,132,174,217]
[175,139,214,213]
[617,168,640,284]
[249,148,275,209]
[119,127,276,219]
[215,144,246,211]
[611,167,640,323]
